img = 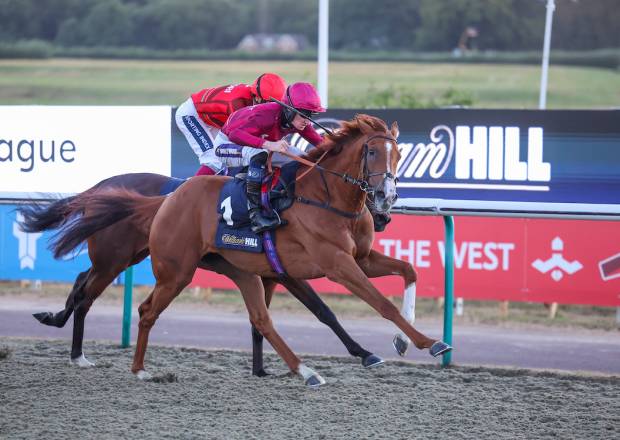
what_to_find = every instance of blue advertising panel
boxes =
[0,205,156,284]
[169,108,620,218]
[315,109,620,219]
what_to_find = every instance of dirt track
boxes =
[1,337,618,439]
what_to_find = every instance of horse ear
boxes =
[390,121,400,139]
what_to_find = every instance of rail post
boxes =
[121,266,134,348]
[442,215,455,366]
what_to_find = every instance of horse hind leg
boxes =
[252,278,277,377]
[69,267,120,367]
[131,280,185,380]
[33,269,90,328]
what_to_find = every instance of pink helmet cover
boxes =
[285,82,326,112]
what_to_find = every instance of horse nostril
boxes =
[376,190,386,199]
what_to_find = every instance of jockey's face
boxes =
[253,95,266,105]
[291,113,308,131]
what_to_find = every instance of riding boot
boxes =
[247,155,280,234]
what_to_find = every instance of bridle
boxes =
[359,134,399,196]
[279,132,399,219]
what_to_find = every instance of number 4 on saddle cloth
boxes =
[215,162,299,253]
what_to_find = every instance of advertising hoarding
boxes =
[0,106,172,200]
[191,214,620,307]
[1,106,618,307]
[319,109,620,219]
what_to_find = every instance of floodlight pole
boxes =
[318,0,329,107]
[539,0,556,109]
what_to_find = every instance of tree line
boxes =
[0,0,618,52]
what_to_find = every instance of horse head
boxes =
[313,114,400,213]
[356,115,400,212]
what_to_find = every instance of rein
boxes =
[277,133,398,219]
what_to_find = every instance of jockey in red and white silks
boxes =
[175,73,286,176]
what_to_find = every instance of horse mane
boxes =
[305,114,388,160]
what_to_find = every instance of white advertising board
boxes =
[0,106,172,200]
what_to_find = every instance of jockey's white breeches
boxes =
[175,98,223,173]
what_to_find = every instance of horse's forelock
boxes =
[306,114,389,160]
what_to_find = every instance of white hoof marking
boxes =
[135,370,152,380]
[394,282,416,348]
[70,354,95,368]
[298,363,325,387]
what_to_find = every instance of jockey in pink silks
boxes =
[214,82,326,233]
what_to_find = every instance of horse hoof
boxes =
[305,374,326,388]
[298,363,325,388]
[362,354,385,368]
[135,370,152,380]
[392,334,409,357]
[70,353,95,368]
[253,368,273,378]
[33,312,53,325]
[429,341,453,358]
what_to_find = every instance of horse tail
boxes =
[50,188,166,260]
[17,195,79,233]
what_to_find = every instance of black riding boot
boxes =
[247,154,280,234]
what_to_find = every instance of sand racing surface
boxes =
[1,338,619,439]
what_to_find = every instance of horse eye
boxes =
[368,149,376,157]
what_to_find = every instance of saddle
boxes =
[214,162,299,253]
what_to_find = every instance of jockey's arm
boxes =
[227,127,265,148]
[299,124,324,149]
[226,110,273,148]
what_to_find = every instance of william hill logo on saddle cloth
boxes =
[221,233,259,249]
[215,178,263,253]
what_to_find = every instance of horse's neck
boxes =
[299,145,366,215]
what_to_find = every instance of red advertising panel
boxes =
[191,214,620,307]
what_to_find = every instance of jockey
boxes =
[175,73,287,176]
[214,82,326,233]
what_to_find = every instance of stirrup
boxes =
[250,218,280,234]
[250,210,282,234]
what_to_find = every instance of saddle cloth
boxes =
[214,162,299,253]
[158,177,187,195]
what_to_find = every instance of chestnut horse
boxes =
[41,114,451,385]
[18,173,384,374]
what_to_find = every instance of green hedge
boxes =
[1,40,618,70]
[0,40,54,58]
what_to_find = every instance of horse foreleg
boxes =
[324,250,451,357]
[279,277,383,368]
[237,275,325,387]
[357,249,418,356]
